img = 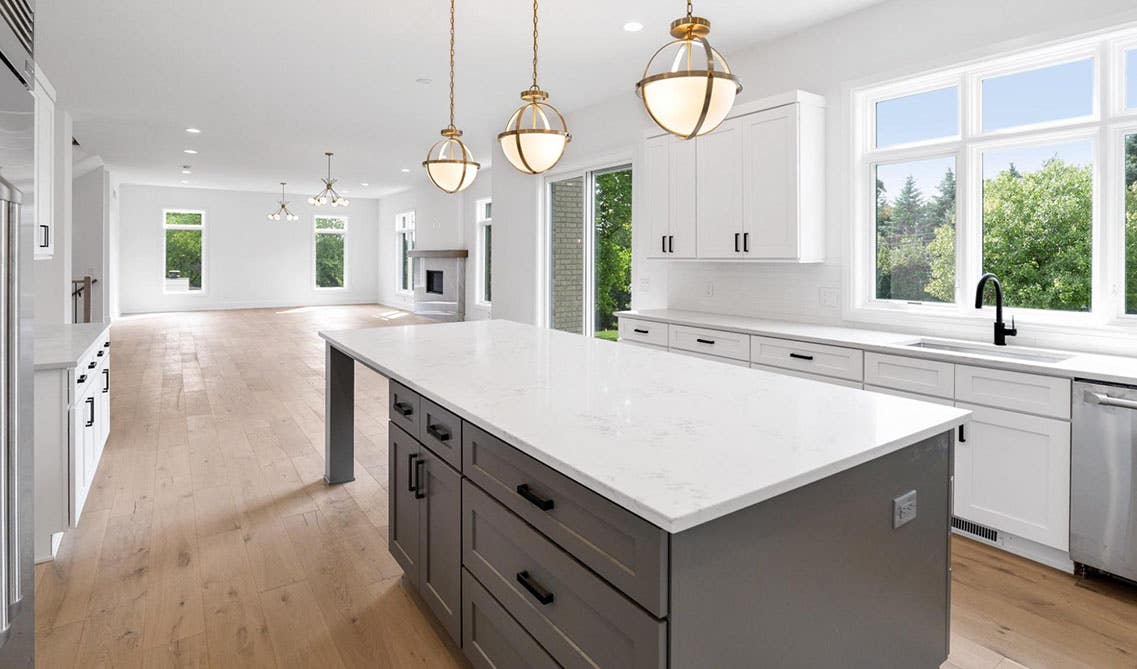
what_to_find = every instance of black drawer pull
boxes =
[633,328,649,334]
[97,350,105,357]
[789,353,814,361]
[414,457,426,499]
[696,338,715,345]
[393,401,414,417]
[103,368,110,393]
[104,341,111,348]
[668,235,674,253]
[87,361,97,369]
[661,235,666,253]
[958,425,966,443]
[85,397,95,427]
[77,374,87,384]
[517,484,555,511]
[743,232,750,253]
[407,454,417,492]
[516,571,554,605]
[734,232,740,252]
[39,224,48,248]
[426,423,451,442]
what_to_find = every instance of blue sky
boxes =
[876,58,1096,201]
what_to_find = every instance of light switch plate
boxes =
[893,490,917,529]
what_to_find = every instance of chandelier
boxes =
[308,152,349,207]
[267,182,298,221]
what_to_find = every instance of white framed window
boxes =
[476,198,492,305]
[395,211,415,294]
[851,27,1137,326]
[162,209,205,294]
[314,215,347,289]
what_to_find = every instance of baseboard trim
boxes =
[120,296,382,316]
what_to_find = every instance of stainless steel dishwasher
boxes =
[1071,380,1137,582]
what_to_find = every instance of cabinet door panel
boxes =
[643,135,671,259]
[668,137,698,258]
[388,423,421,584]
[419,448,462,645]
[742,105,798,258]
[696,117,744,258]
[954,403,1070,550]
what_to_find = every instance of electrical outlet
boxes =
[639,276,650,291]
[819,286,840,309]
[893,490,917,529]
[704,282,714,298]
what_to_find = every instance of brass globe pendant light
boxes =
[635,0,742,139]
[267,182,299,221]
[308,152,349,207]
[498,0,571,175]
[423,0,480,194]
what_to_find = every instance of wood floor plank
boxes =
[258,581,346,669]
[197,529,276,668]
[141,632,211,669]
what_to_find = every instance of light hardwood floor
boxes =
[33,304,1137,668]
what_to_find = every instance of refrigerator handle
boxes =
[0,199,10,638]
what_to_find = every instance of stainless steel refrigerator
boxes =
[0,0,36,665]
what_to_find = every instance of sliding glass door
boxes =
[547,164,633,338]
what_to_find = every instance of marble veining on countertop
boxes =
[618,308,1137,385]
[35,322,110,370]
[321,320,968,533]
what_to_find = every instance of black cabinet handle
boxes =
[668,235,674,253]
[426,423,451,442]
[414,457,426,499]
[407,454,418,492]
[516,483,555,511]
[958,425,966,443]
[39,224,48,248]
[696,338,715,345]
[743,232,750,253]
[516,571,555,605]
[789,353,814,361]
[103,368,110,393]
[97,350,105,357]
[661,235,667,253]
[393,401,414,417]
[633,328,649,334]
[85,397,95,427]
[104,341,111,348]
[87,361,97,369]
[734,232,740,252]
[77,374,87,384]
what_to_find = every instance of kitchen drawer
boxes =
[671,348,749,367]
[955,365,1070,419]
[463,423,668,617]
[863,385,955,406]
[864,352,954,399]
[389,379,421,437]
[463,481,666,669]
[751,363,862,389]
[751,336,863,381]
[463,569,558,669]
[618,318,668,348]
[670,324,749,362]
[419,397,462,470]
[621,340,668,353]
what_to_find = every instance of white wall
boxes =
[488,0,1137,349]
[117,184,379,314]
[377,170,493,320]
[73,165,110,322]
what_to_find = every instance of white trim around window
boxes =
[161,208,206,295]
[850,23,1137,330]
[395,210,415,295]
[475,198,492,306]
[313,214,348,290]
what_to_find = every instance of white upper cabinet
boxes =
[34,67,56,260]
[641,90,826,263]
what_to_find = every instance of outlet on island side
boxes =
[704,281,714,298]
[893,490,917,529]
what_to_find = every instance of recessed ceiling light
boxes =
[623,21,643,32]
[185,127,202,134]
[401,168,411,173]
[183,149,197,154]
[182,169,192,174]
[360,182,369,187]
[416,77,432,85]
[180,180,189,184]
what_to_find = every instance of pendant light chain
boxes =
[531,0,539,90]
[687,0,693,18]
[448,0,456,129]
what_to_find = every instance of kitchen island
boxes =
[320,320,969,668]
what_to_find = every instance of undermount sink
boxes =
[905,338,1073,363]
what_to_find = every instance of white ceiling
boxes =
[36,0,884,198]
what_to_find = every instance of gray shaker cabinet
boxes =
[388,423,421,586]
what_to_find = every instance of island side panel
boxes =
[324,342,355,484]
[669,431,952,669]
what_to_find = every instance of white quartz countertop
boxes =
[618,309,1137,385]
[35,322,110,371]
[321,320,968,533]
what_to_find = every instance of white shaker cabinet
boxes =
[954,402,1070,551]
[33,67,55,259]
[643,134,697,259]
[695,117,745,258]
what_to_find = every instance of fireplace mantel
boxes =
[407,249,468,259]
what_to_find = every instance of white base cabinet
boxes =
[34,331,111,562]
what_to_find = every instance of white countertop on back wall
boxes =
[34,322,110,371]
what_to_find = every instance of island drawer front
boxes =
[618,318,669,348]
[463,481,667,669]
[389,380,421,436]
[671,349,750,367]
[863,353,954,399]
[955,365,1070,419]
[463,422,669,617]
[419,398,462,470]
[751,363,862,389]
[670,324,749,361]
[463,569,559,669]
[750,336,864,381]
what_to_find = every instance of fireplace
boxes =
[408,249,468,322]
